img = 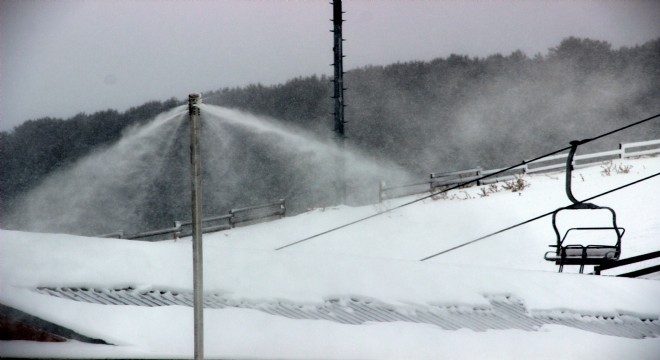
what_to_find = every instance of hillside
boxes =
[2,37,659,236]
[205,37,660,171]
[1,156,659,358]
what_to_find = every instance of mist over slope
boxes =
[208,37,660,172]
[1,37,659,235]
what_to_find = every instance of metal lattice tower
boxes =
[332,0,346,138]
[332,0,346,203]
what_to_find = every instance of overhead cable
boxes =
[275,112,660,251]
[419,171,660,261]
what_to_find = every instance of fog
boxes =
[340,43,659,176]
[2,35,658,236]
[2,0,659,130]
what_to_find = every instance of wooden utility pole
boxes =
[332,0,346,203]
[188,93,204,360]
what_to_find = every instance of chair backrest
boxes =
[551,204,623,252]
[550,140,624,251]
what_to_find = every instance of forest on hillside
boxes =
[1,37,659,235]
[206,37,659,171]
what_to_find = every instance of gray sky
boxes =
[1,0,659,131]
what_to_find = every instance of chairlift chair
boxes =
[544,140,625,273]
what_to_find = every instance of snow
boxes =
[1,156,660,359]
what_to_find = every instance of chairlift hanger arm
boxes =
[565,139,591,205]
[548,141,626,272]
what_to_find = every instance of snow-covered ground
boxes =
[1,156,659,359]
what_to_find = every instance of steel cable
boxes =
[419,171,660,261]
[275,112,660,251]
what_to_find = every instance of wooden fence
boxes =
[99,199,286,241]
[98,138,658,240]
[379,139,660,202]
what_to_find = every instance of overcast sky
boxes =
[1,0,659,131]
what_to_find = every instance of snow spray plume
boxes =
[344,40,659,175]
[4,104,412,235]
[6,106,187,235]
[445,59,654,169]
[198,104,413,214]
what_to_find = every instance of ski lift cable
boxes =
[275,146,573,251]
[419,171,660,261]
[275,112,660,251]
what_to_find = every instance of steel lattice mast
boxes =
[332,0,346,203]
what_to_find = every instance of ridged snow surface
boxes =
[1,156,659,359]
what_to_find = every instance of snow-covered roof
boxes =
[1,157,659,359]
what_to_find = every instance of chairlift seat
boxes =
[545,211,624,273]
[545,244,620,265]
[542,140,625,274]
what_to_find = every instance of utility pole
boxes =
[332,0,346,203]
[188,93,204,360]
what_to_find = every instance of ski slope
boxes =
[1,156,659,359]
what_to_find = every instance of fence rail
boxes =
[594,250,660,277]
[380,139,660,202]
[99,138,658,241]
[99,199,285,241]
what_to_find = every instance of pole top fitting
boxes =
[188,93,202,116]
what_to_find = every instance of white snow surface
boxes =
[1,156,660,359]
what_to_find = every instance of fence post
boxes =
[379,181,385,203]
[173,221,182,239]
[429,174,434,192]
[228,209,235,228]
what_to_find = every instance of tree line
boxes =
[206,37,659,173]
[1,37,658,234]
